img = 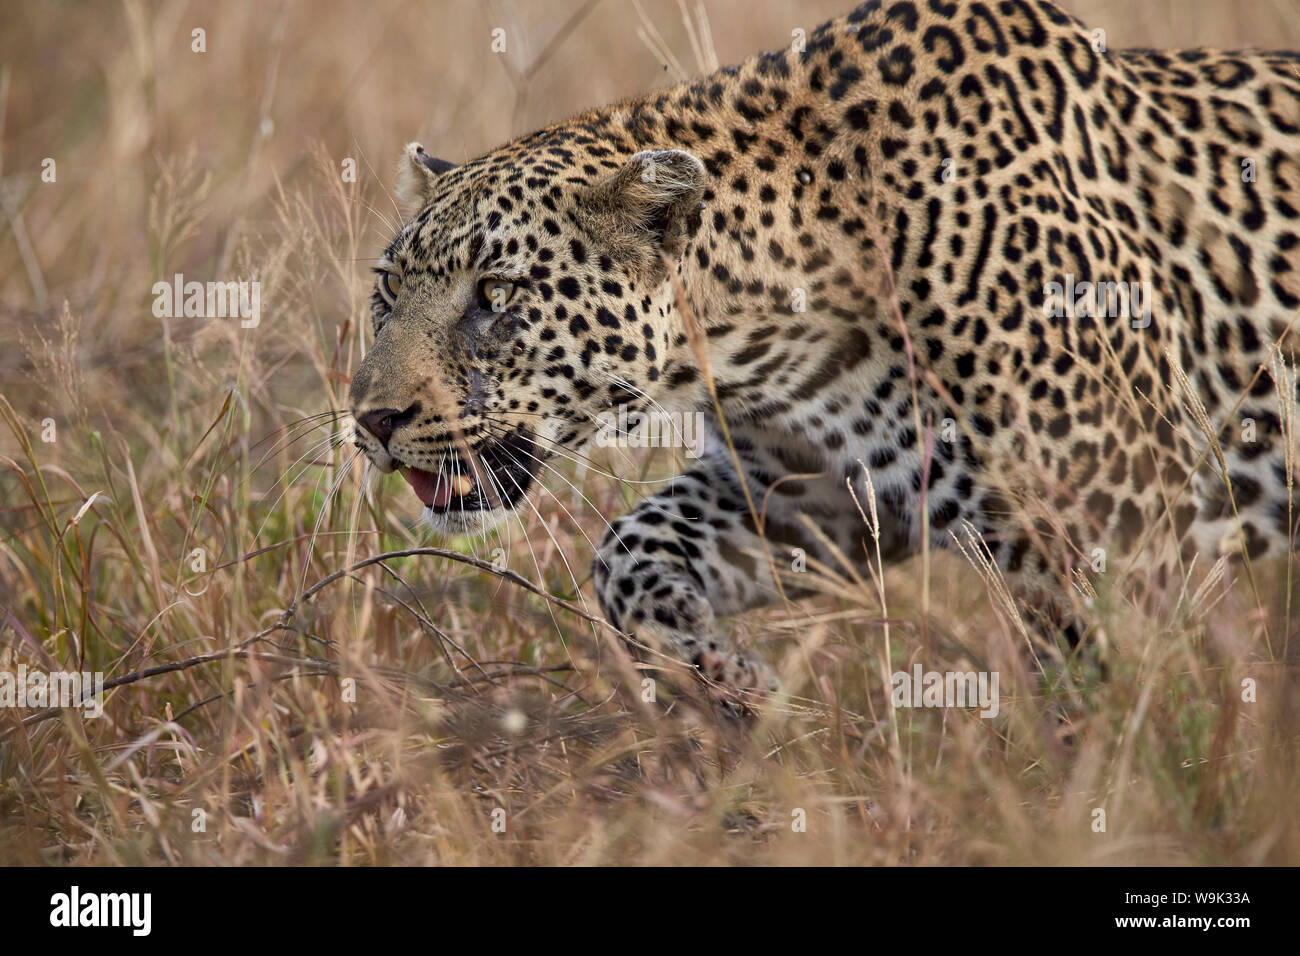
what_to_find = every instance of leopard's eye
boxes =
[478,278,517,313]
[379,271,402,303]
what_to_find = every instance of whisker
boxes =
[493,454,598,658]
[473,447,515,573]
[600,369,691,447]
[479,421,631,566]
[251,429,352,546]
[296,447,363,598]
[478,414,678,485]
[453,451,474,556]
[479,429,612,569]
[474,453,576,650]
[248,410,350,468]
[254,409,350,443]
[255,423,351,480]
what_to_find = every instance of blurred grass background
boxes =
[0,0,1297,865]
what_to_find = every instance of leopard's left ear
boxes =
[395,142,455,216]
[582,149,706,258]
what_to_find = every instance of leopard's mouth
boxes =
[395,430,538,515]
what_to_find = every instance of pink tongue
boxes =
[400,467,454,508]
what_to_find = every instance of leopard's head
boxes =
[349,139,706,532]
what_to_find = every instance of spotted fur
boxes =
[351,0,1300,699]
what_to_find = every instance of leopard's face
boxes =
[349,141,706,533]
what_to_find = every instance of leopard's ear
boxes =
[395,142,455,216]
[582,149,706,259]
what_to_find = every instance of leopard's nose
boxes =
[355,405,416,449]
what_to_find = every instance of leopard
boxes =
[349,0,1300,702]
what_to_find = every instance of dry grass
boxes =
[1,0,1298,866]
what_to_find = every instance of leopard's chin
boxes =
[419,501,518,536]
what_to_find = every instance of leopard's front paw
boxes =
[692,644,781,700]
